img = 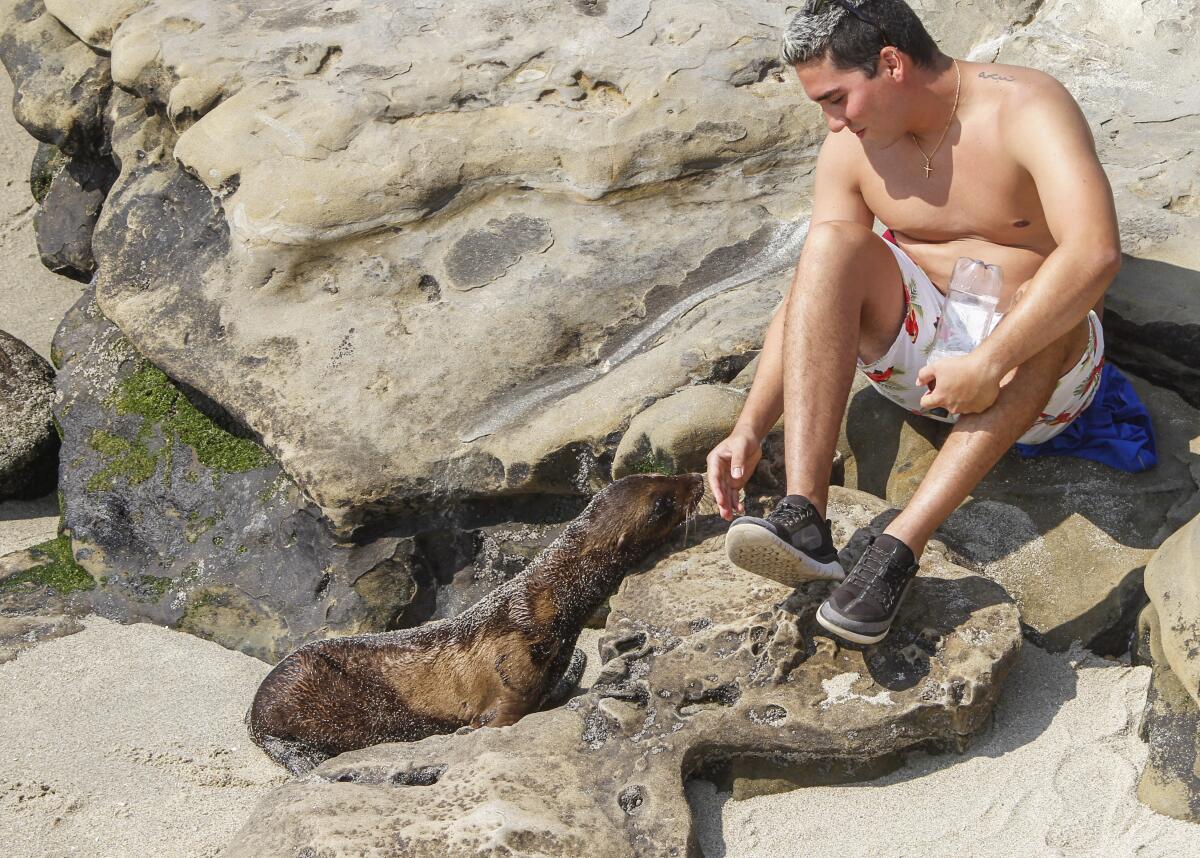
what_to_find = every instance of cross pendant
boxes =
[923,161,933,178]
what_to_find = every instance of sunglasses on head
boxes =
[811,0,892,46]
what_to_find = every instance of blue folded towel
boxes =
[1014,362,1157,472]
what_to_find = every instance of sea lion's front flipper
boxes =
[544,647,588,708]
[257,734,331,777]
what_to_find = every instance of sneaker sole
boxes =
[726,523,845,587]
[814,607,888,645]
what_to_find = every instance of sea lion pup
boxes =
[248,472,705,774]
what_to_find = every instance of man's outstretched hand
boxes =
[706,429,762,521]
[917,352,1003,416]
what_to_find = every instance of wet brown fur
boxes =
[247,473,704,774]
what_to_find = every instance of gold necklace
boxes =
[910,59,960,179]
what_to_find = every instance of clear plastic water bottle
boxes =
[929,257,1003,363]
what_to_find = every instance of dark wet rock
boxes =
[445,214,554,291]
[838,369,1200,654]
[51,289,417,663]
[426,520,566,620]
[0,0,112,152]
[223,487,1021,855]
[34,150,117,281]
[1105,237,1200,410]
[0,329,58,500]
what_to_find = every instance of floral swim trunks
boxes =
[858,235,1105,446]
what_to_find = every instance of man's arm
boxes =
[977,75,1121,376]
[919,76,1121,414]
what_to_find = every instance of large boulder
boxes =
[1136,603,1200,823]
[224,487,1021,856]
[52,290,418,663]
[611,384,749,479]
[1136,511,1200,821]
[0,328,58,499]
[1144,512,1200,709]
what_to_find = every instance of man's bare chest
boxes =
[857,134,1050,252]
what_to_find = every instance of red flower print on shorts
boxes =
[904,306,919,342]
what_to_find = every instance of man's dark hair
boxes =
[781,0,942,78]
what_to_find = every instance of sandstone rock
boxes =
[1143,510,1200,709]
[839,369,1200,653]
[1135,603,1200,822]
[43,0,147,51]
[34,149,117,280]
[224,488,1020,856]
[0,328,57,500]
[52,290,418,663]
[0,0,111,151]
[612,384,748,478]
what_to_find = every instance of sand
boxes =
[0,621,1196,857]
[0,618,285,858]
[687,644,1200,857]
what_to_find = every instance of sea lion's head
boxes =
[572,472,705,560]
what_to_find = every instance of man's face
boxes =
[794,53,901,146]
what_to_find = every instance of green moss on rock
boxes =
[86,429,159,491]
[87,361,273,493]
[0,535,95,595]
[629,451,677,476]
[31,146,68,204]
[135,574,175,599]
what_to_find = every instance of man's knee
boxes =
[803,220,880,257]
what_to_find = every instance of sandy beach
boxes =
[0,620,1196,857]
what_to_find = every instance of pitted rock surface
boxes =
[52,289,417,663]
[0,328,57,500]
[223,487,1021,856]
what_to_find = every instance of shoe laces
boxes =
[768,500,811,532]
[854,542,907,606]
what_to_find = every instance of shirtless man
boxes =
[707,0,1121,644]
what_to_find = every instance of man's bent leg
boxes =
[816,318,1090,645]
[883,318,1091,556]
[782,221,906,516]
[723,221,906,588]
